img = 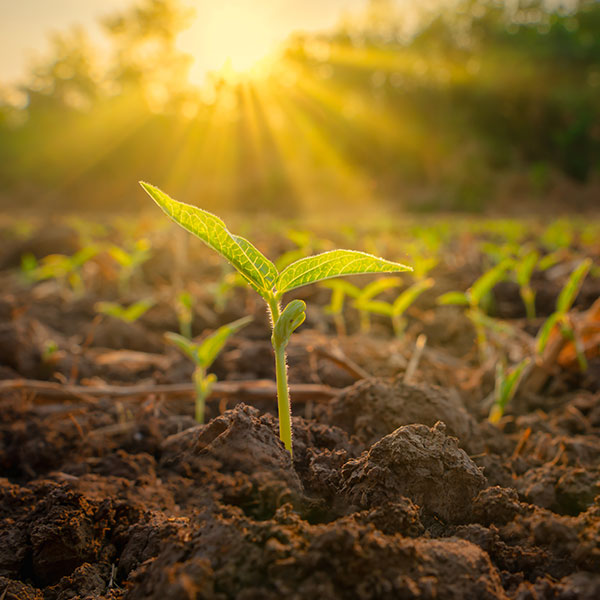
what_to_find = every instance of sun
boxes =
[179,2,283,85]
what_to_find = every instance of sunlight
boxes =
[180,3,281,84]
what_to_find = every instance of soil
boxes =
[0,222,599,599]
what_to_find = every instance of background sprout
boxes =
[513,248,539,320]
[438,258,513,360]
[141,182,411,455]
[166,316,252,423]
[108,238,151,292]
[95,299,155,323]
[536,258,592,372]
[176,290,194,338]
[358,278,435,337]
[488,358,532,424]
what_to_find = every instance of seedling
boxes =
[23,246,99,294]
[140,182,411,455]
[95,299,154,323]
[536,258,592,371]
[438,258,513,360]
[108,239,151,292]
[488,357,531,423]
[513,248,539,320]
[357,278,434,337]
[166,316,252,423]
[176,290,194,338]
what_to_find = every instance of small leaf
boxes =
[437,291,469,306]
[470,259,512,306]
[276,250,411,296]
[357,277,404,303]
[556,258,592,314]
[536,311,561,355]
[273,300,306,348]
[140,183,277,296]
[166,332,201,365]
[198,315,253,368]
[392,278,434,317]
[356,299,393,317]
[123,299,154,322]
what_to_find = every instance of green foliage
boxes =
[536,258,592,370]
[488,358,532,424]
[108,239,151,291]
[95,299,154,323]
[23,246,99,294]
[142,183,411,453]
[166,316,252,423]
[175,290,193,338]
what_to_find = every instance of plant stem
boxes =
[274,345,293,455]
[194,368,205,424]
[267,295,293,457]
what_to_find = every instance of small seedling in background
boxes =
[108,239,151,292]
[536,258,592,372]
[22,246,99,295]
[166,316,252,423]
[513,248,539,320]
[95,299,154,323]
[176,290,194,338]
[438,258,513,360]
[320,277,403,335]
[358,278,435,337]
[488,357,531,423]
[141,182,411,455]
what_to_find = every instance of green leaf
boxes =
[470,259,512,306]
[356,299,393,317]
[357,277,404,302]
[123,299,154,322]
[536,311,561,355]
[198,316,253,368]
[276,250,411,296]
[165,332,201,365]
[515,250,539,288]
[273,300,306,348]
[392,278,434,317]
[437,291,469,306]
[140,183,277,296]
[320,279,363,298]
[556,258,592,314]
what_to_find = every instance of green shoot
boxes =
[438,258,512,360]
[513,248,539,319]
[320,279,362,335]
[176,290,194,338]
[488,358,532,423]
[141,182,411,455]
[357,278,434,336]
[166,316,252,423]
[24,246,99,294]
[536,258,592,371]
[95,299,154,323]
[108,239,151,292]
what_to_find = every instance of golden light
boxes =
[179,2,283,84]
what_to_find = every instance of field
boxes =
[0,212,599,599]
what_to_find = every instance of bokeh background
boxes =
[1,0,599,215]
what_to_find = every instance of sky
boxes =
[0,0,367,87]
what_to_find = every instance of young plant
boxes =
[357,278,434,337]
[536,258,592,371]
[488,357,531,423]
[513,248,539,320]
[166,316,252,423]
[24,246,99,294]
[95,299,154,323]
[140,182,411,455]
[108,239,151,292]
[320,279,361,336]
[438,258,513,360]
[175,290,194,338]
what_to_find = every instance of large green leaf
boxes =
[140,183,277,295]
[276,250,411,296]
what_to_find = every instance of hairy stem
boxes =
[267,295,293,456]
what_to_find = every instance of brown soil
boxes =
[0,225,599,599]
